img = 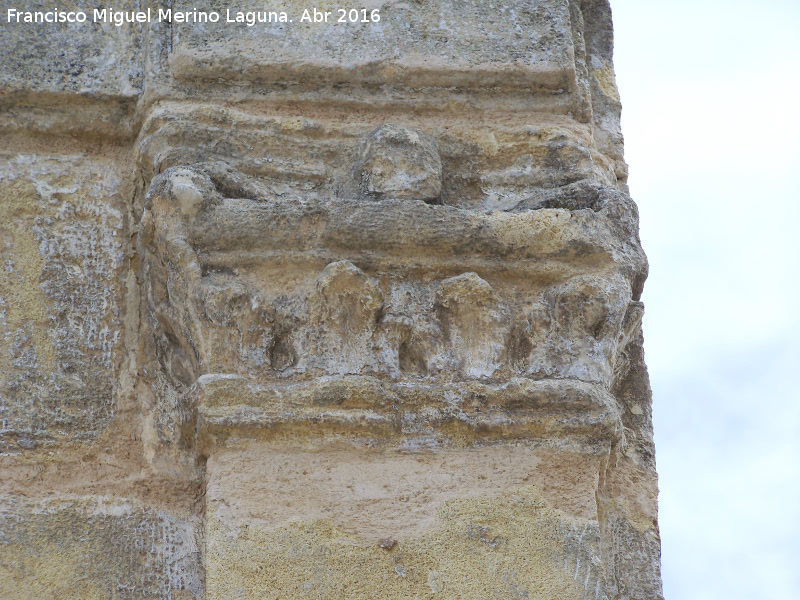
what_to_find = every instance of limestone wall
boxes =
[0,2,663,598]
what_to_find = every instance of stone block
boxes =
[168,0,578,92]
[0,154,127,450]
[136,106,618,210]
[204,445,606,600]
[0,497,203,600]
[0,1,143,97]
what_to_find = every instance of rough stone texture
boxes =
[0,155,127,451]
[167,0,578,91]
[0,1,662,598]
[0,497,203,599]
[204,446,607,599]
[0,2,143,97]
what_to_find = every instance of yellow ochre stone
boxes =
[206,489,595,600]
[0,180,56,371]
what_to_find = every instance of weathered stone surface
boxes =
[0,1,143,97]
[357,124,443,202]
[0,155,128,451]
[168,0,578,91]
[205,446,606,600]
[133,128,655,598]
[194,375,620,447]
[136,105,618,211]
[0,497,203,599]
[0,1,661,598]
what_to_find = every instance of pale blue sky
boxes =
[610,1,800,598]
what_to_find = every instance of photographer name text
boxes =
[5,6,382,27]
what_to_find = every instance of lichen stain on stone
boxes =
[0,544,106,600]
[590,67,621,103]
[485,208,572,251]
[0,498,204,600]
[206,488,597,600]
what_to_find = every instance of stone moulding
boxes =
[193,374,622,447]
[138,148,645,452]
